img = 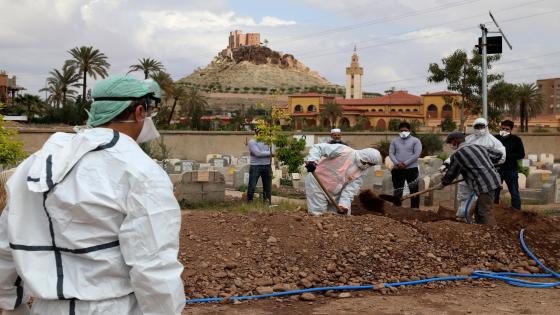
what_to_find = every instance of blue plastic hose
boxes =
[185,229,559,304]
[463,191,476,223]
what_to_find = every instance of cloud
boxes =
[260,16,297,26]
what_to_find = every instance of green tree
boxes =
[167,84,186,125]
[66,46,110,101]
[516,83,544,132]
[39,80,65,108]
[0,114,27,167]
[128,58,165,79]
[440,117,457,132]
[488,81,517,130]
[150,71,174,98]
[427,49,502,129]
[181,88,207,129]
[320,101,342,128]
[43,64,81,107]
[15,94,47,120]
[274,134,306,173]
[388,119,402,131]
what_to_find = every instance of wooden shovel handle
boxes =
[311,172,345,214]
[401,179,464,201]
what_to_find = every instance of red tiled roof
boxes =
[290,93,335,97]
[335,91,421,105]
[421,91,461,96]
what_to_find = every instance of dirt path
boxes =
[184,283,560,314]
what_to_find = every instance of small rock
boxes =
[256,286,274,295]
[225,262,238,270]
[364,227,373,232]
[300,293,316,301]
[326,262,337,272]
[215,271,228,278]
[267,236,277,244]
[459,267,474,276]
[374,283,385,290]
[338,292,352,298]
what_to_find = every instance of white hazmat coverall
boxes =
[0,128,185,314]
[456,118,506,217]
[305,143,381,216]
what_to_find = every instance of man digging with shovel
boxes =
[304,143,382,216]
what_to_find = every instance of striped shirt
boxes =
[442,143,502,194]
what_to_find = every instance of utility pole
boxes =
[480,24,488,120]
[479,11,512,121]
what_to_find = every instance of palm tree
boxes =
[129,58,165,79]
[43,64,82,107]
[516,83,544,132]
[15,94,47,119]
[167,84,187,124]
[39,81,65,108]
[66,46,110,101]
[181,88,207,129]
[320,101,342,129]
[149,70,173,98]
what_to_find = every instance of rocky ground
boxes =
[180,199,560,308]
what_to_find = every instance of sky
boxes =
[1,0,559,98]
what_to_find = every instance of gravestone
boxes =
[176,171,225,203]
[206,153,222,163]
[518,173,527,189]
[540,153,554,164]
[526,170,552,189]
[181,160,198,172]
[210,158,225,168]
[528,154,538,165]
[237,156,250,165]
[222,155,232,166]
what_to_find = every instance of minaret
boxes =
[345,46,363,99]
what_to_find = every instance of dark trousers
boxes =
[494,169,521,210]
[476,190,497,225]
[247,164,272,202]
[391,167,420,208]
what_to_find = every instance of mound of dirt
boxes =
[180,206,560,300]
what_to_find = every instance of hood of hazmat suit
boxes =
[465,117,506,164]
[0,80,185,314]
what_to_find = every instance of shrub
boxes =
[274,134,306,173]
[440,118,457,132]
[0,115,27,168]
[417,133,443,157]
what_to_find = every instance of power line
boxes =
[299,8,560,60]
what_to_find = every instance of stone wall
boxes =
[13,128,560,162]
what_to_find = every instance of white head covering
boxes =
[355,148,382,167]
[472,117,489,137]
[331,128,341,134]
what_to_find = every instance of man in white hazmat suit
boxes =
[304,143,382,215]
[454,117,506,219]
[0,76,185,314]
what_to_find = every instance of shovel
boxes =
[311,172,346,215]
[379,179,464,207]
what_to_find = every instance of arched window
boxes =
[427,104,438,118]
[371,109,376,112]
[378,109,384,112]
[307,105,316,112]
[405,109,410,112]
[413,109,418,112]
[442,104,453,119]
[294,104,303,112]
[376,119,386,131]
[339,118,350,128]
[322,118,331,128]
[391,109,396,112]
[398,109,403,112]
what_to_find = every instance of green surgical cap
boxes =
[87,75,150,127]
[143,79,161,101]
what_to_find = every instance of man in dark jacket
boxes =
[494,120,525,210]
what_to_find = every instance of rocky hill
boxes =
[179,46,338,92]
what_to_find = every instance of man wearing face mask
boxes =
[0,76,185,314]
[304,144,382,216]
[494,120,525,210]
[453,117,506,220]
[389,122,422,208]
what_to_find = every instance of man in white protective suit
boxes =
[0,76,185,314]
[304,143,382,216]
[452,117,506,220]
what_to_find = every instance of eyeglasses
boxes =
[361,160,375,166]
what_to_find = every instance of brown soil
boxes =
[272,185,306,199]
[180,200,560,306]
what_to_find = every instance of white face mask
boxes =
[474,128,487,136]
[499,130,510,137]
[136,117,160,143]
[399,131,410,139]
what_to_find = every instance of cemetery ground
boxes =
[180,196,560,314]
